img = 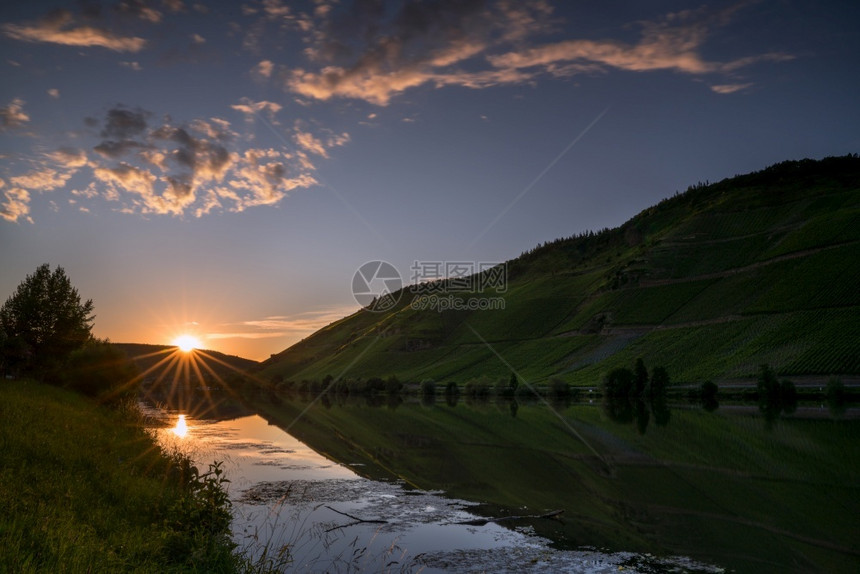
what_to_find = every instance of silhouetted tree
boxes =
[648,366,670,397]
[0,264,94,379]
[420,378,436,397]
[634,358,648,396]
[826,377,847,416]
[780,379,798,414]
[509,372,519,393]
[757,364,780,401]
[444,381,459,397]
[700,380,719,412]
[635,400,650,435]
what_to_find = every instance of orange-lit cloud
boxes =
[0,98,30,131]
[230,97,283,121]
[206,307,358,341]
[283,2,790,105]
[0,184,33,223]
[2,10,146,52]
[710,83,754,94]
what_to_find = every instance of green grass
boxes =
[0,380,240,573]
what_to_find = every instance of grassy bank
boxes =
[0,380,240,573]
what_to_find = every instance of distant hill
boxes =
[260,155,860,386]
[113,343,258,381]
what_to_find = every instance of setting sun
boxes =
[173,334,201,352]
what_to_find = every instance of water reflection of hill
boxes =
[246,395,860,574]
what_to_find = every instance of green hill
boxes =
[261,155,860,387]
[113,342,258,381]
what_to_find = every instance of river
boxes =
[140,393,859,573]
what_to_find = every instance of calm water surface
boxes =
[140,396,859,573]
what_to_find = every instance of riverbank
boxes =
[0,380,242,573]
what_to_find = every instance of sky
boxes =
[1,0,858,360]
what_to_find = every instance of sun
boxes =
[173,334,201,352]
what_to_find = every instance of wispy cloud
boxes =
[207,306,357,341]
[2,10,146,52]
[281,1,790,105]
[487,9,792,78]
[206,331,286,340]
[230,97,282,121]
[710,83,754,94]
[0,98,30,131]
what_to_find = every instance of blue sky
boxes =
[1,0,858,359]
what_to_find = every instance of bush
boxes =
[63,340,139,404]
[385,375,402,395]
[444,381,459,396]
[464,376,491,398]
[365,377,385,394]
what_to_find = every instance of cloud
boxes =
[47,88,60,99]
[2,10,147,52]
[100,106,150,139]
[206,331,285,340]
[164,0,186,12]
[116,0,162,23]
[710,83,753,94]
[10,168,75,191]
[294,130,328,157]
[294,128,350,158]
[253,59,274,79]
[52,106,318,217]
[0,98,30,131]
[487,7,793,81]
[230,97,282,120]
[191,33,206,44]
[207,306,358,340]
[46,148,89,168]
[2,99,332,220]
[229,148,317,209]
[120,61,143,71]
[0,185,33,223]
[283,1,790,104]
[282,0,554,105]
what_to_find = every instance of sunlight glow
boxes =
[173,334,201,352]
[172,414,189,438]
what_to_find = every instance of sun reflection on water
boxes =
[172,414,189,438]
